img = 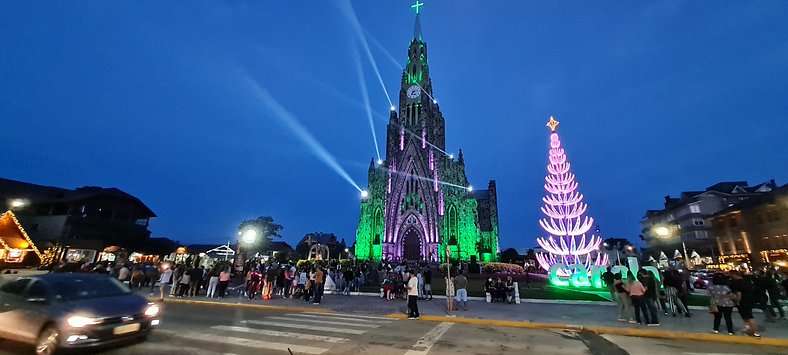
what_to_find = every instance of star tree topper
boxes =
[546,116,560,132]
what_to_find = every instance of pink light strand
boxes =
[536,129,606,275]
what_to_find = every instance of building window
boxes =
[728,216,738,227]
[689,204,700,213]
[692,218,704,226]
[767,209,780,222]
[695,231,708,239]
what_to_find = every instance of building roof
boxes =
[0,211,42,257]
[706,181,749,193]
[298,232,338,246]
[0,178,156,217]
[267,241,293,252]
[712,184,788,217]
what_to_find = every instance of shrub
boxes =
[481,262,524,275]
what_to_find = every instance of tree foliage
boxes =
[238,216,284,253]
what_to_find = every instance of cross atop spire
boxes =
[411,0,424,14]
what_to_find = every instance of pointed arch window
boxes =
[447,204,458,245]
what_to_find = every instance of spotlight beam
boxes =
[243,74,362,193]
[351,43,382,162]
[338,0,393,109]
[363,28,403,70]
[385,168,468,190]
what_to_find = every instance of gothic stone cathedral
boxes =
[354,13,500,263]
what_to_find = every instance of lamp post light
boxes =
[241,229,258,245]
[9,199,27,209]
[655,226,691,270]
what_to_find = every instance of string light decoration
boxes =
[0,211,43,258]
[536,117,608,277]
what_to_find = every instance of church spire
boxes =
[411,1,424,41]
[414,12,422,41]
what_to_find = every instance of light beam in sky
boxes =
[351,43,382,163]
[338,0,394,109]
[242,74,362,193]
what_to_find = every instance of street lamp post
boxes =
[655,226,691,270]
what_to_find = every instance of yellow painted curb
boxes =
[386,314,788,348]
[147,297,335,314]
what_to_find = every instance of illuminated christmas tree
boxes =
[536,117,608,276]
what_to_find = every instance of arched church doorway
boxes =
[403,227,422,261]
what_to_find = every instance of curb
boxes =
[385,313,788,348]
[146,297,335,314]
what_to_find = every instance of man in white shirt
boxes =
[406,270,420,319]
[158,265,173,301]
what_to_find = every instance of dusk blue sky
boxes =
[2,1,787,250]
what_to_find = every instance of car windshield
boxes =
[49,276,131,301]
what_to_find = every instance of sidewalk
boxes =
[142,289,788,346]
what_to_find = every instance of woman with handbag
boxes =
[708,273,736,335]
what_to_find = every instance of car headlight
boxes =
[67,315,100,328]
[144,304,160,317]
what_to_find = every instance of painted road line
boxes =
[212,325,349,343]
[242,320,367,334]
[287,313,393,324]
[683,353,752,355]
[136,339,235,355]
[175,332,328,354]
[404,322,454,355]
[303,311,393,320]
[267,316,381,328]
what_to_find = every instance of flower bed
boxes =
[481,262,525,275]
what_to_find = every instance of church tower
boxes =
[355,5,499,262]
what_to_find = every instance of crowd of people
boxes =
[602,266,787,338]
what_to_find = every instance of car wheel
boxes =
[35,326,60,355]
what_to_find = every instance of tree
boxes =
[238,216,284,254]
[525,248,536,260]
[535,117,608,275]
[499,248,520,263]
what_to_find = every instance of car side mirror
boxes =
[26,297,48,304]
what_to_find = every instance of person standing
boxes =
[206,269,220,298]
[178,268,191,297]
[218,268,231,299]
[730,271,760,338]
[343,268,355,296]
[454,271,469,311]
[406,270,420,319]
[708,273,736,335]
[627,271,647,325]
[424,267,433,300]
[641,270,661,326]
[766,270,785,319]
[118,264,131,285]
[158,265,173,301]
[313,266,325,305]
[602,267,617,302]
[614,273,635,323]
[417,269,424,300]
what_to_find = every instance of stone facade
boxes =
[354,14,499,262]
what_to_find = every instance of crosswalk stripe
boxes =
[176,331,328,354]
[286,313,393,324]
[139,340,233,355]
[303,311,393,321]
[267,316,381,328]
[242,320,366,334]
[212,325,349,343]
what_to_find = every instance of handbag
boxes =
[708,302,718,313]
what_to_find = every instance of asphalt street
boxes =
[1,302,787,355]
